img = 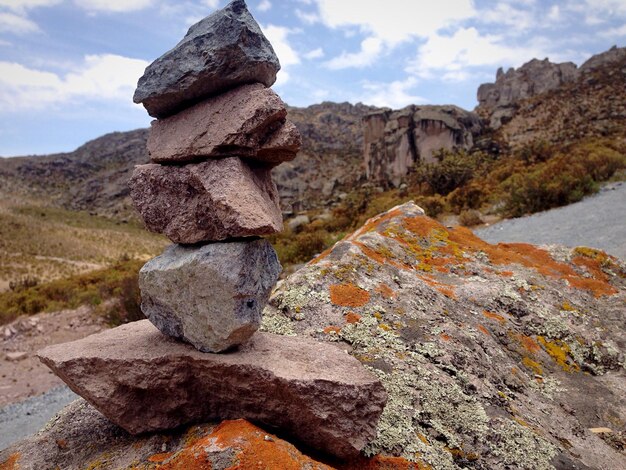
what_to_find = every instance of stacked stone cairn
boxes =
[128,0,296,353]
[37,0,387,461]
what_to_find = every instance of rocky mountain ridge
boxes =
[477,45,626,132]
[0,45,624,219]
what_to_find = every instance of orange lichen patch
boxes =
[440,333,452,342]
[159,419,332,470]
[310,246,334,265]
[510,332,541,354]
[482,310,506,324]
[477,324,490,336]
[522,357,543,375]
[349,208,405,239]
[345,311,362,324]
[499,271,514,277]
[511,366,520,376]
[148,453,173,463]
[537,336,580,372]
[402,216,619,297]
[329,283,371,307]
[0,453,20,470]
[375,283,397,299]
[323,325,342,334]
[417,433,429,445]
[339,455,432,470]
[436,286,457,299]
[353,241,412,271]
[561,301,577,311]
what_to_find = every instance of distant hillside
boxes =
[0,103,378,219]
[0,45,624,221]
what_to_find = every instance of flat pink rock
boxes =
[147,83,300,164]
[38,320,387,459]
[129,157,283,244]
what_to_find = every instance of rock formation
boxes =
[38,321,386,458]
[363,105,482,186]
[146,83,300,164]
[477,57,578,128]
[139,240,281,352]
[133,0,280,118]
[129,158,282,244]
[35,0,387,461]
[262,202,626,469]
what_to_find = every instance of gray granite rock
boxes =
[134,0,280,118]
[37,321,388,458]
[128,157,283,244]
[139,239,280,352]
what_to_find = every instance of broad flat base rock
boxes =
[38,321,387,459]
[147,83,300,164]
[139,239,281,352]
[129,157,283,244]
[134,0,280,118]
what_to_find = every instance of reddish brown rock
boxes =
[128,157,282,243]
[37,320,387,459]
[147,83,300,164]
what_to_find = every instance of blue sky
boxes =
[0,0,624,157]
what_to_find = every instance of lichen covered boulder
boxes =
[139,239,280,352]
[263,202,626,470]
[133,0,280,118]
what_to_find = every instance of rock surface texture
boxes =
[133,0,280,118]
[363,105,482,186]
[147,83,300,164]
[261,202,626,470]
[129,158,282,244]
[139,240,281,352]
[0,405,415,470]
[37,320,387,459]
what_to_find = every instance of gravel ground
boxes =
[476,182,626,260]
[0,385,78,450]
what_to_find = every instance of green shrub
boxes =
[0,259,144,326]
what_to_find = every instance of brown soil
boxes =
[0,306,107,407]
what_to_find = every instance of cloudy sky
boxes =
[0,0,624,156]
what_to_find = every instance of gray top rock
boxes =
[133,0,280,118]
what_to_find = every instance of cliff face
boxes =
[363,105,482,187]
[477,58,578,129]
[476,46,626,134]
[496,46,626,149]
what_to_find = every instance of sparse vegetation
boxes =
[0,258,144,326]
[0,202,166,291]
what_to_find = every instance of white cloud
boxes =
[325,36,382,69]
[257,0,271,12]
[74,0,155,13]
[600,23,626,37]
[313,0,475,46]
[295,8,318,24]
[359,77,426,109]
[0,0,61,13]
[261,24,300,86]
[304,47,324,60]
[0,54,149,111]
[408,27,547,77]
[479,2,535,31]
[203,0,219,7]
[313,0,475,69]
[0,11,39,33]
